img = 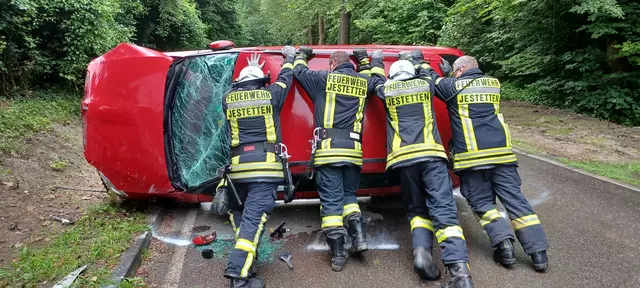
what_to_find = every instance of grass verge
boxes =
[0,201,149,287]
[558,159,640,187]
[0,91,80,154]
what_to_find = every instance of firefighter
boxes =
[356,49,474,287]
[221,46,296,288]
[293,47,378,271]
[410,51,550,272]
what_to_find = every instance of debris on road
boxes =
[8,223,20,231]
[201,249,214,259]
[270,221,288,239]
[279,252,293,270]
[193,231,217,246]
[52,216,74,225]
[52,264,87,288]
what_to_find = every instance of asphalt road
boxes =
[140,153,640,288]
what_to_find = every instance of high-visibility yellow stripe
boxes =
[459,104,477,151]
[324,93,335,128]
[321,138,330,150]
[389,106,401,150]
[231,162,283,172]
[265,115,276,142]
[388,143,445,160]
[479,209,502,227]
[229,171,284,179]
[359,70,372,76]
[371,66,385,76]
[231,156,240,165]
[282,63,294,70]
[228,211,237,234]
[275,82,287,89]
[435,226,465,243]
[240,254,254,278]
[294,59,307,67]
[422,101,434,144]
[454,147,514,160]
[315,148,362,157]
[453,154,518,170]
[314,157,363,166]
[267,152,275,163]
[254,213,268,244]
[235,238,256,254]
[435,78,443,85]
[342,203,361,217]
[386,149,448,169]
[410,216,434,232]
[321,215,344,228]
[230,119,240,146]
[512,214,541,230]
[497,113,512,148]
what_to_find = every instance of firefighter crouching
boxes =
[412,50,550,272]
[220,46,296,288]
[293,46,378,271]
[357,49,474,288]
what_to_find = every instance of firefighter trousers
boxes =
[225,182,277,279]
[459,165,549,254]
[399,160,470,264]
[315,165,362,237]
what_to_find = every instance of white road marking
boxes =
[163,209,198,288]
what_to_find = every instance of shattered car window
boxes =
[170,53,237,189]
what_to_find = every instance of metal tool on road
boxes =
[52,264,87,288]
[270,221,287,239]
[279,252,294,270]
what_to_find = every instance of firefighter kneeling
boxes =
[359,49,474,288]
[221,46,296,288]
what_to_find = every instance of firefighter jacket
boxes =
[416,63,517,171]
[365,59,448,171]
[222,55,295,183]
[293,60,378,167]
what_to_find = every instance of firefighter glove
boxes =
[296,46,314,61]
[439,59,453,77]
[411,50,426,64]
[371,50,383,61]
[281,46,296,58]
[353,49,370,65]
[399,51,412,61]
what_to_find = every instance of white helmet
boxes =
[389,60,415,80]
[236,66,265,83]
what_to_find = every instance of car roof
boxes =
[162,45,463,58]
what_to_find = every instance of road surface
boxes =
[139,153,640,288]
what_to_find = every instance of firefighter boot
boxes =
[493,239,516,268]
[229,277,266,288]
[530,250,548,272]
[413,247,441,280]
[441,263,474,288]
[345,215,368,254]
[327,235,347,272]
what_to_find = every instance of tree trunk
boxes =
[318,14,325,45]
[307,27,314,45]
[338,2,351,44]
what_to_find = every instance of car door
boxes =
[83,43,175,197]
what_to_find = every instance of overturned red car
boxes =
[82,41,464,203]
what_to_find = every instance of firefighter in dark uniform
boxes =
[356,49,474,287]
[293,47,377,271]
[410,51,550,272]
[221,46,296,288]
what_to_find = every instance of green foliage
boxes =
[134,0,208,51]
[0,202,149,287]
[559,159,640,186]
[49,160,68,171]
[440,0,640,125]
[0,91,79,153]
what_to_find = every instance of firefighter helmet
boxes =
[236,66,265,83]
[389,60,415,81]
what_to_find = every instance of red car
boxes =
[82,41,464,204]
